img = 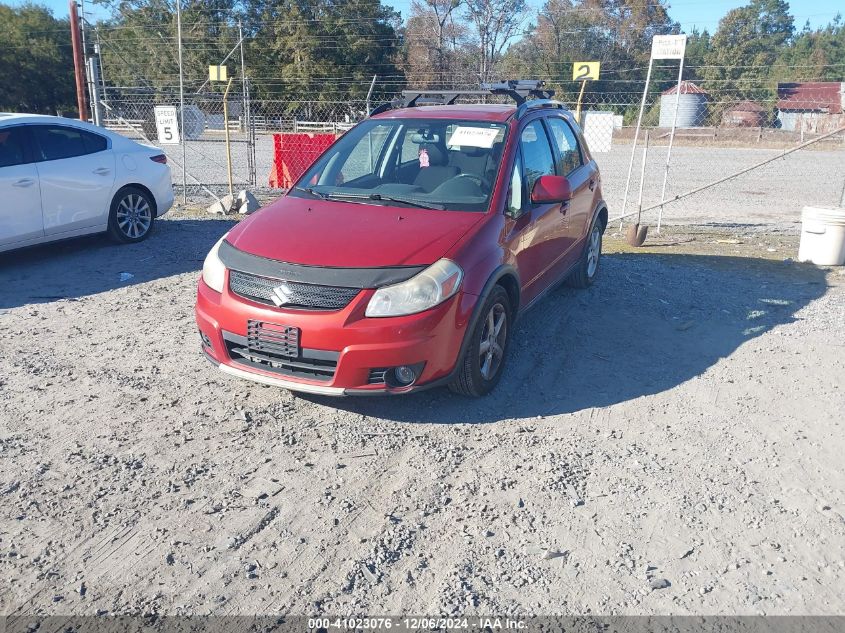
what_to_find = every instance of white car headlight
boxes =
[202,234,228,293]
[365,259,463,317]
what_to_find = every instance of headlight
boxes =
[365,259,463,317]
[202,235,228,293]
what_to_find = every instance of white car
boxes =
[0,113,174,253]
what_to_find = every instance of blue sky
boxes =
[14,0,845,31]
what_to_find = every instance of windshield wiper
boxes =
[325,191,444,211]
[293,186,328,200]
[369,194,445,211]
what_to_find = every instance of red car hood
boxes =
[226,196,484,268]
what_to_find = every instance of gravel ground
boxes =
[1,213,844,617]
[162,135,845,228]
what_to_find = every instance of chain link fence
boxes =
[98,83,845,225]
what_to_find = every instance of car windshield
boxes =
[291,118,508,212]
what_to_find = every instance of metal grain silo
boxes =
[659,81,709,128]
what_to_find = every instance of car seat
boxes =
[413,143,458,192]
[448,146,490,182]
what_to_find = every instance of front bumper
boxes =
[195,274,477,395]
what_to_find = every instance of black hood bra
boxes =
[218,240,427,289]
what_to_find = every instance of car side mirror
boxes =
[530,175,571,204]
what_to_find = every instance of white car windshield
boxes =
[292,118,509,212]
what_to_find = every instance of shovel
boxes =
[626,130,649,247]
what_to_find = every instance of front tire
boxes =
[568,215,605,288]
[449,286,512,398]
[108,186,155,244]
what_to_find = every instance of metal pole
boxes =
[620,58,654,229]
[657,56,685,233]
[87,57,102,126]
[247,77,256,187]
[223,77,234,198]
[69,1,88,120]
[239,20,248,131]
[366,74,377,168]
[238,20,254,186]
[176,0,187,204]
[95,28,108,111]
[366,74,377,116]
[636,131,649,226]
[80,0,93,122]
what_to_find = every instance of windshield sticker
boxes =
[419,147,430,168]
[448,126,500,149]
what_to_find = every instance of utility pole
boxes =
[68,0,88,120]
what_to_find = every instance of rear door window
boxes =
[31,125,109,162]
[0,127,29,167]
[82,130,108,154]
[546,118,583,176]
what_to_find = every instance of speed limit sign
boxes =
[154,105,180,144]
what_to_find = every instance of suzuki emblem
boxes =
[271,282,295,307]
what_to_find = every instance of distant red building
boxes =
[777,82,845,133]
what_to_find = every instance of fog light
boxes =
[199,330,213,349]
[394,365,417,386]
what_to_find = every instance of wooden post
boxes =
[575,80,587,125]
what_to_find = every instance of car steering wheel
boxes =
[452,173,490,189]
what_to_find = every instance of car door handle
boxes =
[93,167,111,176]
[13,178,35,187]
[559,200,569,214]
[589,179,596,191]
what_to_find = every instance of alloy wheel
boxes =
[479,302,507,381]
[587,225,601,278]
[116,194,152,240]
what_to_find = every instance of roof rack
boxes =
[378,79,553,110]
[515,98,568,119]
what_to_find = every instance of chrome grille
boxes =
[229,269,360,311]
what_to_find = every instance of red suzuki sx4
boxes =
[196,82,608,397]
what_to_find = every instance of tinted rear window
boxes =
[0,127,27,167]
[32,125,108,161]
[83,130,108,153]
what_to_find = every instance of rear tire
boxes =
[568,215,605,289]
[449,286,512,398]
[108,186,155,244]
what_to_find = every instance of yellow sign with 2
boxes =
[572,62,601,81]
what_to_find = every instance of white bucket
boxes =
[798,206,845,266]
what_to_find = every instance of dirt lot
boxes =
[1,211,844,618]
